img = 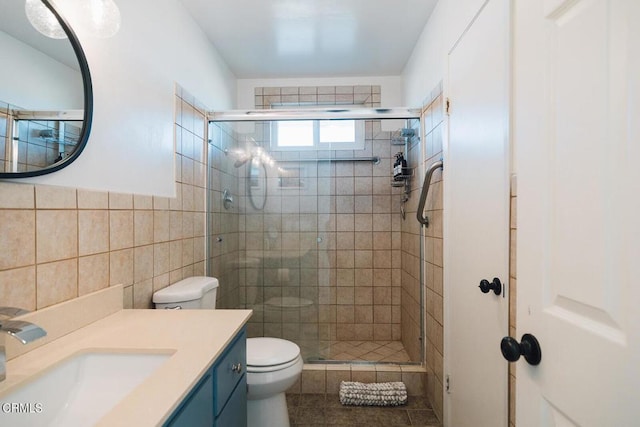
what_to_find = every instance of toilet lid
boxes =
[247,337,300,367]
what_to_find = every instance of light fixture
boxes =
[25,0,67,39]
[81,0,121,39]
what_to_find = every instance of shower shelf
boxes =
[391,167,414,186]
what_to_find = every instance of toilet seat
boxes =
[247,337,301,372]
[246,356,301,373]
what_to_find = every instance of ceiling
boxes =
[179,0,438,79]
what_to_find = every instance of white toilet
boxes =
[153,276,303,427]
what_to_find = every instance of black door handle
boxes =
[479,278,502,295]
[500,334,542,365]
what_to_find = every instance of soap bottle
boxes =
[393,152,407,181]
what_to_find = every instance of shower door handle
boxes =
[479,278,502,295]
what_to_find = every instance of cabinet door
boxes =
[214,329,247,417]
[215,375,247,427]
[165,373,214,427]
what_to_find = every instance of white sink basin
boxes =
[0,351,171,426]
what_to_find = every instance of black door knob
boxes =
[500,334,542,365]
[479,278,502,295]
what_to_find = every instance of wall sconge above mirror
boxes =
[0,0,93,178]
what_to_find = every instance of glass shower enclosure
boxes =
[207,108,423,365]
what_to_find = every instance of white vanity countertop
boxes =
[0,307,252,426]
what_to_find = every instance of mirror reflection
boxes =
[0,0,89,175]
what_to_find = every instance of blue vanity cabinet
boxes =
[164,328,247,427]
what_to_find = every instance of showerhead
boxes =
[224,147,252,168]
[234,157,250,168]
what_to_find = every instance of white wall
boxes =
[22,0,236,197]
[0,31,82,110]
[402,0,487,106]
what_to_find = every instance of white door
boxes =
[514,0,640,425]
[445,0,510,425]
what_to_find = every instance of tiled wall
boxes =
[0,87,207,311]
[246,86,406,349]
[411,84,445,419]
[207,121,241,309]
[509,174,517,427]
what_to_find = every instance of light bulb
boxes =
[25,0,67,39]
[83,0,121,38]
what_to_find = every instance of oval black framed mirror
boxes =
[0,0,92,177]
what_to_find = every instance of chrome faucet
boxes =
[0,307,47,382]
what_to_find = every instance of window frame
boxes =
[270,118,365,151]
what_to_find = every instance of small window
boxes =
[271,119,364,151]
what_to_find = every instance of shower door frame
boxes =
[206,106,424,365]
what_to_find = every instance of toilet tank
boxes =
[152,276,219,310]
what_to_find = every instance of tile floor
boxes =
[287,393,441,427]
[305,340,412,363]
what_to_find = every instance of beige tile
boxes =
[154,242,170,276]
[134,210,154,246]
[153,196,170,211]
[326,367,351,394]
[170,211,183,240]
[301,369,326,394]
[182,183,195,211]
[169,240,183,271]
[350,367,375,383]
[133,279,153,309]
[123,285,134,309]
[110,248,134,286]
[153,273,170,292]
[78,210,109,256]
[194,236,205,263]
[194,212,206,237]
[153,210,170,243]
[0,182,34,208]
[182,238,194,266]
[402,371,425,396]
[377,370,402,383]
[78,253,109,296]
[36,210,77,263]
[36,259,77,309]
[110,210,134,250]
[0,266,36,310]
[109,192,134,210]
[77,189,109,209]
[134,245,154,283]
[134,194,153,210]
[0,210,35,270]
[35,185,76,209]
[182,211,195,239]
